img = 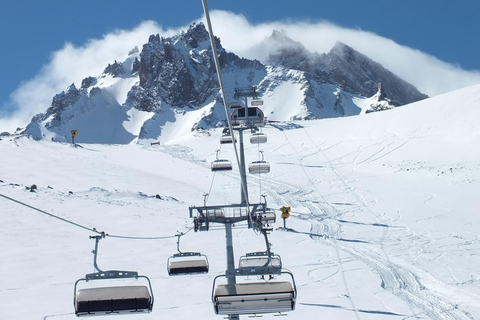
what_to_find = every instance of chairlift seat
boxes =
[75,285,152,316]
[168,254,209,275]
[212,159,233,171]
[220,135,235,144]
[250,133,267,144]
[249,161,270,174]
[214,282,295,315]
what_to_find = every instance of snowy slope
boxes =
[1,84,480,320]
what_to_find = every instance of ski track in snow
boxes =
[157,125,477,320]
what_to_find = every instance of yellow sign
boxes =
[280,206,291,219]
[71,130,77,138]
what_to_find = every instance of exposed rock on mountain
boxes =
[23,23,428,144]
[265,30,428,105]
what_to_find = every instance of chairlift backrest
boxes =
[250,132,267,144]
[212,159,233,171]
[76,285,152,316]
[167,252,209,275]
[251,99,264,106]
[212,273,296,316]
[74,274,154,316]
[220,134,235,144]
[249,161,270,174]
[239,253,282,269]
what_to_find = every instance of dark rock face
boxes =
[81,76,97,89]
[23,23,429,143]
[137,22,263,108]
[42,84,81,129]
[103,60,125,77]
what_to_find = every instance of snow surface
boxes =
[1,84,480,319]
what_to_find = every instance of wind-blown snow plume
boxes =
[199,11,480,96]
[2,10,480,133]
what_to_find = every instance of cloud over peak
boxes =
[1,11,479,132]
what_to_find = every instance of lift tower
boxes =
[194,1,296,318]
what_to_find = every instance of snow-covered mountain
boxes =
[23,23,427,144]
[2,83,480,320]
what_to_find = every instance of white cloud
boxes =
[0,20,169,132]
[2,11,480,133]
[200,11,480,97]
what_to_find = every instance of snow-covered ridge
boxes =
[22,23,427,144]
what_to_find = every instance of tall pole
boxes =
[225,221,239,320]
[239,129,248,205]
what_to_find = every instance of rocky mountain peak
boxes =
[265,30,313,71]
[183,22,210,48]
[103,60,125,77]
[23,22,429,144]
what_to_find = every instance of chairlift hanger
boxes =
[74,234,154,316]
[167,232,209,275]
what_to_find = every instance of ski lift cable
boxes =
[0,193,102,235]
[0,192,185,241]
[201,0,250,209]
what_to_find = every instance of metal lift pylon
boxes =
[199,1,293,318]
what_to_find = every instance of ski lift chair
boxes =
[249,150,270,174]
[211,149,233,171]
[250,132,267,144]
[212,159,233,171]
[212,271,296,316]
[249,161,270,174]
[168,252,209,275]
[74,235,154,316]
[220,134,235,144]
[220,127,235,144]
[167,233,209,275]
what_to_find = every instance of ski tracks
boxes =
[158,135,475,319]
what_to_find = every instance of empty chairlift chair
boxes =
[74,235,154,316]
[220,127,236,144]
[250,132,267,144]
[212,271,296,316]
[249,161,270,174]
[75,272,154,316]
[220,134,235,144]
[211,149,233,172]
[168,252,209,275]
[212,159,233,172]
[167,233,209,275]
[249,150,270,174]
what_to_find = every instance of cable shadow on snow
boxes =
[281,228,371,244]
[300,303,408,317]
[269,122,304,131]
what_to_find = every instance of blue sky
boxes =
[1,0,479,130]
